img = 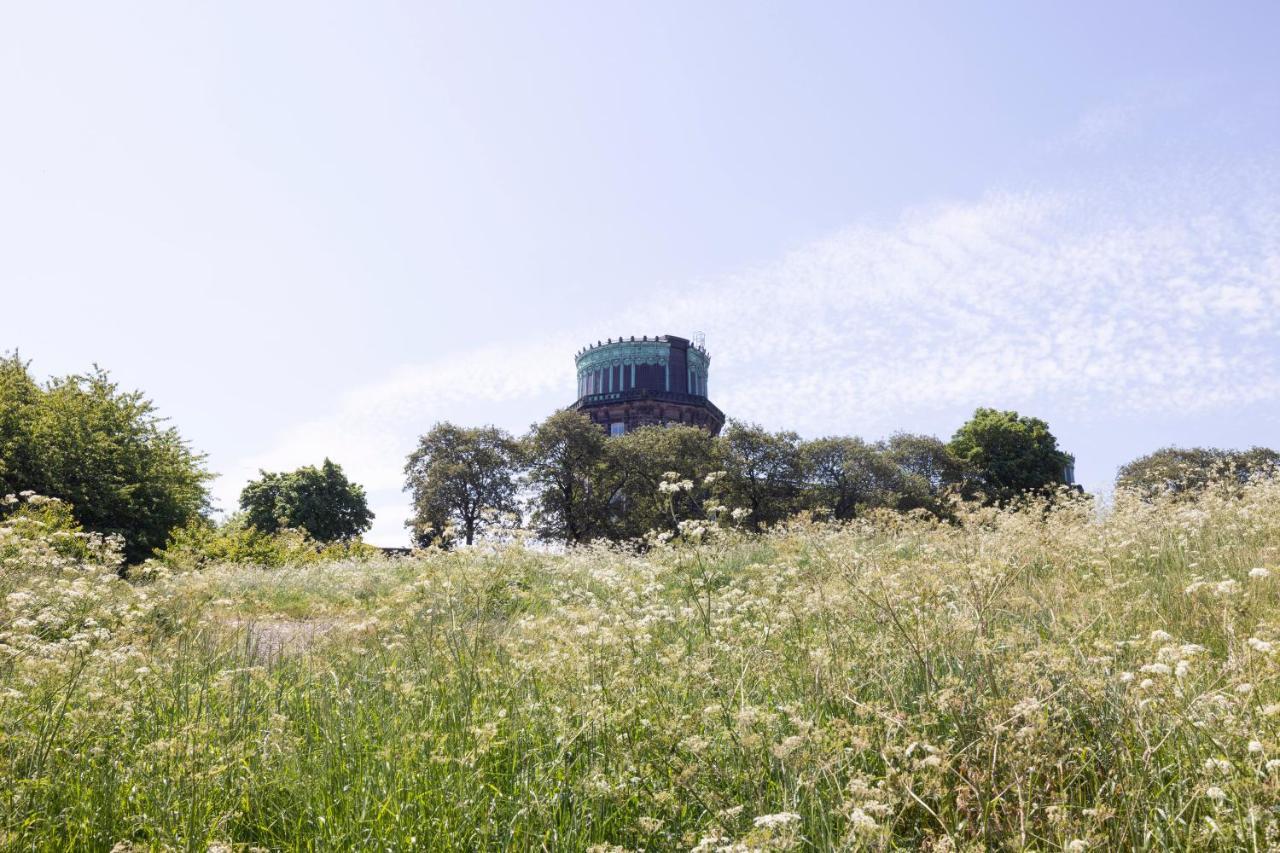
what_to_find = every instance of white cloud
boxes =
[221,163,1280,543]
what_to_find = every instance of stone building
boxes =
[570,334,725,436]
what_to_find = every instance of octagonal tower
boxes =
[571,334,725,436]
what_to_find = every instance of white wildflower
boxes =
[1202,757,1232,775]
[752,812,802,829]
[636,816,663,834]
[847,807,877,834]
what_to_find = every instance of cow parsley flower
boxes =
[752,812,801,829]
[1202,757,1231,775]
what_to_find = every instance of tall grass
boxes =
[3,482,1280,850]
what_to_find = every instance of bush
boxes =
[0,354,211,563]
[154,514,379,570]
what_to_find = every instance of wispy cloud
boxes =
[221,159,1280,543]
[1053,81,1199,154]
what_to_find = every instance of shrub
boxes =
[0,354,210,563]
[154,514,379,570]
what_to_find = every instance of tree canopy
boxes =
[802,436,904,520]
[948,408,1072,503]
[239,458,373,542]
[605,424,719,540]
[0,354,211,563]
[714,421,805,530]
[1117,446,1279,499]
[521,410,610,544]
[404,423,521,547]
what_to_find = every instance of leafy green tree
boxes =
[1117,446,1279,499]
[606,424,719,539]
[522,410,610,544]
[239,459,373,542]
[0,354,211,564]
[801,436,902,520]
[714,421,805,530]
[404,423,521,547]
[884,432,975,515]
[948,409,1072,504]
[0,354,40,491]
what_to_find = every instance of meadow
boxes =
[4,481,1280,851]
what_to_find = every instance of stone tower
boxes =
[571,334,725,436]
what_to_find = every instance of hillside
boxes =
[3,483,1280,850]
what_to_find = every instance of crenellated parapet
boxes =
[574,335,710,400]
[570,334,723,436]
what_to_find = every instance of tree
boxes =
[522,410,610,544]
[948,409,1072,504]
[801,436,902,520]
[0,354,211,564]
[239,459,373,542]
[1117,446,1279,499]
[714,421,805,529]
[404,423,521,547]
[0,354,40,491]
[884,432,975,515]
[606,424,719,539]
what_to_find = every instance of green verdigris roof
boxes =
[575,339,710,375]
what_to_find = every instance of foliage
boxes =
[0,492,97,563]
[494,413,1058,545]
[5,479,1280,848]
[800,435,903,520]
[521,410,610,544]
[239,458,373,543]
[0,353,211,564]
[155,513,379,570]
[713,421,805,530]
[948,407,1072,503]
[404,423,521,547]
[604,424,720,540]
[1118,445,1280,499]
[883,431,975,516]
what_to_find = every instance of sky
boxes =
[3,1,1279,545]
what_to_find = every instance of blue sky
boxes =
[3,2,1279,544]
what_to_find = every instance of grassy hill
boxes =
[3,483,1280,850]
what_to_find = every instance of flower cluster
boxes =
[3,477,1280,849]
